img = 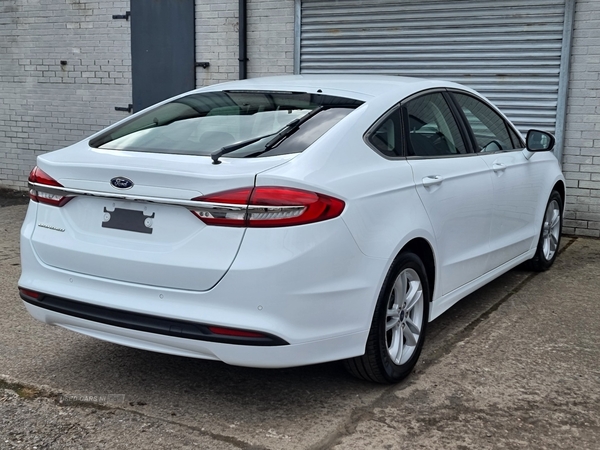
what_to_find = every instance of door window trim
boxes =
[362,87,526,161]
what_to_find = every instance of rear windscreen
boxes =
[90,91,363,158]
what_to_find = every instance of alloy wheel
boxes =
[385,268,424,365]
[542,199,561,261]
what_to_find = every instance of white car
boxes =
[19,75,564,383]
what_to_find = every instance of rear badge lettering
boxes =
[110,177,134,190]
[38,224,65,232]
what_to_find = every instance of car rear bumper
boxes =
[20,290,289,346]
[19,204,388,368]
[22,302,368,368]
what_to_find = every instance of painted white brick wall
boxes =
[562,0,600,237]
[195,0,294,85]
[195,0,240,85]
[0,0,295,191]
[0,0,132,190]
[247,0,295,77]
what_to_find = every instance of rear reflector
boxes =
[191,186,344,227]
[18,288,41,299]
[28,167,73,207]
[208,326,267,338]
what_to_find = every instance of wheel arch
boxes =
[400,237,436,302]
[553,179,566,206]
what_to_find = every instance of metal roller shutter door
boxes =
[300,0,566,133]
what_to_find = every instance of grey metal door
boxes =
[131,0,195,113]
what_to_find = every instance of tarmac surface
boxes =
[1,199,599,449]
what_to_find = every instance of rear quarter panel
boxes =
[256,103,437,321]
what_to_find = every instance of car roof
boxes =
[196,74,474,102]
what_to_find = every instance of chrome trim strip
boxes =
[28,182,301,214]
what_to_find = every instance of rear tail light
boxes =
[28,166,73,207]
[190,186,345,227]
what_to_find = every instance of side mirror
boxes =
[526,129,555,152]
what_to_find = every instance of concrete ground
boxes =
[1,201,599,449]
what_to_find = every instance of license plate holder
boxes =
[102,207,155,234]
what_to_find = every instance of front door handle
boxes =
[492,163,506,172]
[422,175,443,187]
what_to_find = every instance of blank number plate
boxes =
[102,207,155,234]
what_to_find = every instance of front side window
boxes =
[508,126,525,149]
[452,93,520,152]
[90,91,363,158]
[403,92,467,157]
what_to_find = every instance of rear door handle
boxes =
[492,163,506,172]
[422,175,443,187]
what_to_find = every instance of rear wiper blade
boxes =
[211,132,279,165]
[211,106,328,164]
[247,106,328,158]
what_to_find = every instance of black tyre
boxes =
[527,190,563,272]
[344,252,430,383]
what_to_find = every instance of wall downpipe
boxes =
[239,0,248,79]
[554,0,576,165]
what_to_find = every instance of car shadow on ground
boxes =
[23,267,531,425]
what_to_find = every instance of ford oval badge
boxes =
[110,176,134,190]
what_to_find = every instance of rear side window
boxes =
[367,108,401,157]
[404,92,467,157]
[90,91,363,158]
